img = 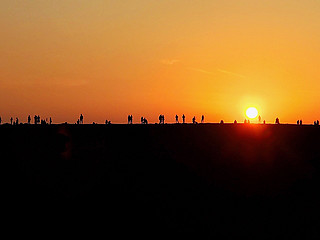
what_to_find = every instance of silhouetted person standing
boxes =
[0,116,1,125]
[182,114,185,124]
[50,117,52,125]
[317,120,319,126]
[258,115,261,123]
[10,117,13,125]
[275,118,280,124]
[80,114,84,124]
[28,115,31,124]
[201,115,204,123]
[175,115,179,124]
[16,118,19,125]
[141,117,144,124]
[297,120,299,125]
[234,120,237,124]
[192,116,196,124]
[300,120,303,125]
[159,115,165,124]
[263,120,266,124]
[128,115,133,124]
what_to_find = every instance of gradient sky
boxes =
[1,0,319,123]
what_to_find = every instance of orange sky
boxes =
[0,0,319,124]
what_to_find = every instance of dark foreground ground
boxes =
[2,124,320,237]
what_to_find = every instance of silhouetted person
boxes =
[248,120,250,124]
[16,118,19,125]
[201,115,204,123]
[128,115,133,124]
[10,117,13,125]
[141,117,144,124]
[182,114,185,124]
[297,120,299,125]
[0,116,1,125]
[77,119,80,124]
[80,114,84,124]
[263,120,266,124]
[258,115,261,123]
[275,118,280,124]
[27,115,31,124]
[175,115,179,124]
[192,116,196,124]
[234,120,237,124]
[220,120,224,124]
[50,117,52,125]
[300,120,302,125]
[317,120,319,126]
[244,119,247,124]
[159,115,165,124]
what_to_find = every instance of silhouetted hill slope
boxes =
[2,124,320,238]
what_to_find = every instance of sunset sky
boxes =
[1,0,319,124]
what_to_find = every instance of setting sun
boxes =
[246,107,258,119]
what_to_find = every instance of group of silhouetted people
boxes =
[77,114,84,124]
[0,113,319,126]
[140,117,148,124]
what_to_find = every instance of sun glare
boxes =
[246,107,258,119]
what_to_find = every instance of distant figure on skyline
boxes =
[127,115,133,124]
[317,120,319,125]
[143,118,148,124]
[50,117,52,125]
[128,115,133,124]
[192,116,196,124]
[141,116,144,124]
[80,114,84,124]
[244,119,247,124]
[16,118,19,125]
[297,120,299,125]
[10,117,13,125]
[175,115,179,124]
[220,120,224,124]
[159,115,165,124]
[300,120,303,125]
[182,114,185,124]
[28,115,31,124]
[258,115,261,123]
[201,115,204,123]
[275,118,280,124]
[234,120,237,124]
[263,120,266,124]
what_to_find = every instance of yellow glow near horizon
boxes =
[246,107,258,119]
